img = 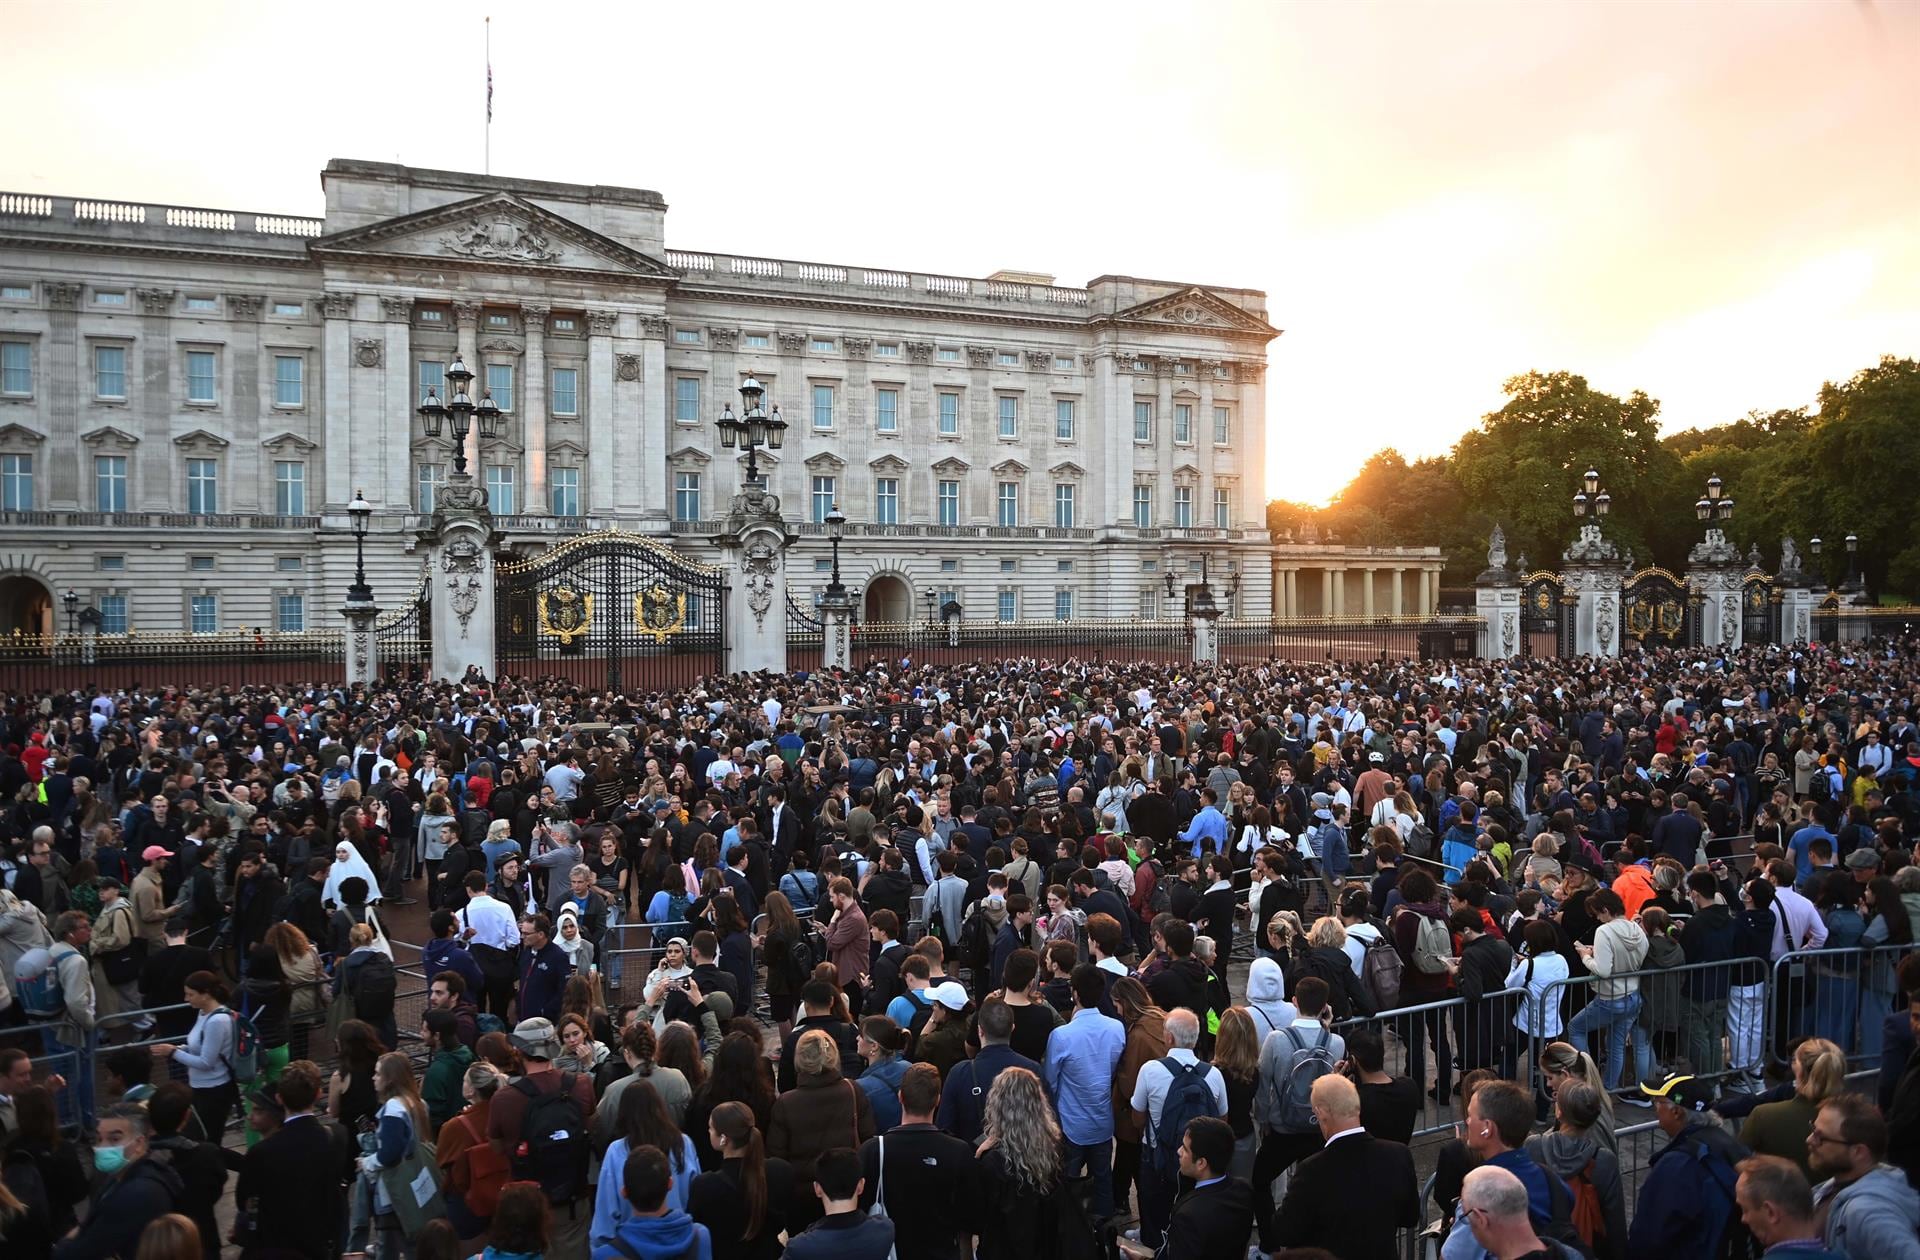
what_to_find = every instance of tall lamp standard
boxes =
[415,354,502,480]
[823,502,847,598]
[1845,532,1861,592]
[817,502,857,670]
[1810,536,1825,592]
[716,377,787,486]
[346,490,373,603]
[61,588,77,635]
[1572,466,1612,524]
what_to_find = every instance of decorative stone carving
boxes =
[450,300,480,326]
[586,309,619,336]
[1515,552,1530,575]
[320,292,354,320]
[480,340,523,353]
[520,304,551,323]
[708,327,740,350]
[1025,349,1053,371]
[1564,523,1621,565]
[964,345,995,369]
[1486,525,1508,572]
[43,282,82,310]
[842,337,871,360]
[1502,610,1518,656]
[441,535,485,632]
[904,341,934,362]
[226,293,265,319]
[639,315,669,339]
[439,216,560,263]
[1721,596,1740,644]
[1594,592,1616,653]
[1796,608,1809,641]
[744,537,778,630]
[777,331,807,355]
[1779,536,1805,584]
[1199,358,1223,376]
[135,288,175,315]
[1687,526,1741,567]
[615,354,642,382]
[380,295,414,322]
[1237,362,1265,382]
[354,338,383,368]
[1746,543,1763,569]
[1153,355,1180,377]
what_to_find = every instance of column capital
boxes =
[777,330,808,355]
[964,344,995,369]
[842,336,872,360]
[320,292,356,320]
[135,287,175,315]
[587,309,620,337]
[44,281,83,310]
[904,340,934,363]
[450,300,481,327]
[226,293,265,320]
[708,326,741,350]
[1025,348,1053,372]
[519,303,551,323]
[380,295,415,323]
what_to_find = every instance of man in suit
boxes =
[232,1061,345,1259]
[1272,1073,1420,1260]
[766,785,801,871]
[1119,1114,1252,1259]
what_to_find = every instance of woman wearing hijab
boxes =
[323,841,382,909]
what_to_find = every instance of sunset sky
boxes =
[11,0,1917,503]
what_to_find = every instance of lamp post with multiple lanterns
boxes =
[716,377,786,488]
[416,355,502,481]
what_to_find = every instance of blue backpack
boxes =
[14,946,76,1020]
[1147,1056,1217,1172]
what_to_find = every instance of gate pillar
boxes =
[1777,536,1815,643]
[341,593,381,687]
[426,472,497,682]
[819,587,856,671]
[1474,525,1521,659]
[718,480,795,675]
[1562,524,1623,657]
[1687,527,1745,651]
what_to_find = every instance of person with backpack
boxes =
[1442,1080,1585,1260]
[86,877,144,1019]
[16,912,96,1133]
[145,1082,228,1260]
[935,997,1039,1145]
[1125,1006,1227,1250]
[1628,1073,1751,1260]
[1524,1081,1626,1260]
[1389,866,1456,1102]
[336,920,399,1048]
[488,1017,597,1258]
[857,1063,976,1260]
[1249,974,1346,1254]
[148,969,244,1146]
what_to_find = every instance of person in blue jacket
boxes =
[1439,802,1481,879]
[591,1142,711,1260]
[1628,1074,1750,1260]
[516,912,571,1024]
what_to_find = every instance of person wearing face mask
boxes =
[50,1104,185,1260]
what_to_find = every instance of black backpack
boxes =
[511,1074,590,1204]
[779,930,817,988]
[959,905,995,971]
[351,953,397,1017]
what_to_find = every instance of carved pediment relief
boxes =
[667,445,711,465]
[1049,460,1086,478]
[310,192,677,279]
[930,456,971,475]
[803,451,845,471]
[261,431,318,454]
[172,428,231,450]
[81,425,139,447]
[0,423,46,445]
[1109,286,1280,339]
[548,439,588,460]
[868,453,910,472]
[991,458,1028,477]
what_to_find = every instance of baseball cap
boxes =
[142,845,172,863]
[511,1017,563,1061]
[1640,1072,1713,1112]
[930,981,969,1011]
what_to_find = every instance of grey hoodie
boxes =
[1525,1130,1627,1253]
[1589,916,1649,1000]
[1246,957,1300,1040]
[1816,1165,1920,1260]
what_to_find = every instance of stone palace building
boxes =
[0,158,1439,641]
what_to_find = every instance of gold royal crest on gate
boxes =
[635,586,686,643]
[538,584,593,644]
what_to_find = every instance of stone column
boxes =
[522,305,549,516]
[1778,543,1815,643]
[1390,568,1405,617]
[425,472,496,681]
[1197,364,1217,531]
[1237,362,1265,527]
[1191,604,1221,665]
[1473,534,1520,659]
[819,585,856,671]
[44,283,82,505]
[1686,528,1746,650]
[341,593,381,686]
[1154,357,1176,525]
[322,292,357,510]
[639,315,670,522]
[717,481,795,674]
[379,297,413,511]
[1561,524,1623,657]
[585,309,619,515]
[1361,568,1376,617]
[1320,568,1332,617]
[1331,566,1346,616]
[1285,569,1297,618]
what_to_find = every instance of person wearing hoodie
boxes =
[1636,907,1688,1073]
[1439,802,1480,881]
[1807,1093,1920,1260]
[1244,955,1300,1043]
[51,1104,186,1260]
[1567,889,1650,1093]
[1524,1082,1626,1260]
[1678,870,1738,1076]
[591,1141,712,1260]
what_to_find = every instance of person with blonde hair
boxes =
[132,1213,201,1260]
[1538,1041,1615,1153]
[355,1051,432,1257]
[974,1066,1064,1260]
[1211,1007,1262,1182]
[1740,1037,1847,1174]
[767,1028,875,1235]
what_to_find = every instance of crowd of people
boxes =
[0,636,1916,1260]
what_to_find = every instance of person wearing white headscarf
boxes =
[322,841,382,909]
[554,904,596,975]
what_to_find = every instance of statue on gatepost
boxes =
[1474,524,1522,660]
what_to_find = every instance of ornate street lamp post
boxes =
[61,588,77,635]
[824,503,846,597]
[416,354,501,479]
[347,490,373,603]
[716,377,787,486]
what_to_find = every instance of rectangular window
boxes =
[98,555,125,572]
[875,343,900,358]
[95,345,127,398]
[1057,560,1075,573]
[674,377,700,423]
[998,590,1016,622]
[1133,484,1152,528]
[416,463,445,513]
[1054,355,1075,370]
[937,479,959,526]
[812,384,834,429]
[186,351,217,405]
[1174,403,1192,444]
[275,593,305,633]
[1133,400,1152,442]
[274,461,306,516]
[1055,399,1074,440]
[189,556,214,572]
[185,296,217,312]
[810,476,836,524]
[486,312,512,329]
[997,396,1018,439]
[550,467,581,517]
[1001,559,1017,573]
[98,594,127,634]
[185,458,218,514]
[1141,587,1160,619]
[273,301,303,317]
[875,477,899,525]
[875,388,899,432]
[1055,589,1074,620]
[997,351,1018,367]
[550,368,579,416]
[551,316,576,333]
[1174,485,1193,528]
[673,471,701,522]
[675,329,701,344]
[276,556,303,572]
[1213,405,1231,445]
[0,343,29,395]
[273,355,303,407]
[1,285,32,301]
[417,360,445,403]
[940,559,958,572]
[0,454,30,511]
[815,559,833,573]
[937,392,959,435]
[94,290,127,307]
[743,333,770,348]
[95,455,128,512]
[1214,486,1231,528]
[810,338,836,353]
[996,482,1018,527]
[190,595,217,634]
[485,364,514,411]
[938,347,961,362]
[1054,483,1075,528]
[485,465,516,515]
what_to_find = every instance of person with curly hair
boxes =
[973,1066,1065,1259]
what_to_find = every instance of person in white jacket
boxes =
[1566,889,1652,1093]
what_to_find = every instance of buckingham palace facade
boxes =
[0,158,1291,639]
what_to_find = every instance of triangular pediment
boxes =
[81,425,139,446]
[263,431,318,453]
[310,192,678,280]
[172,428,230,449]
[1049,460,1086,477]
[868,454,910,472]
[1109,286,1279,339]
[930,456,971,475]
[0,423,46,445]
[803,451,845,471]
[548,439,587,459]
[991,458,1028,477]
[667,445,711,465]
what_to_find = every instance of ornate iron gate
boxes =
[1521,572,1567,656]
[495,531,725,692]
[375,568,432,681]
[1743,574,1777,645]
[1622,568,1692,649]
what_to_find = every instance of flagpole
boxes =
[485,16,492,175]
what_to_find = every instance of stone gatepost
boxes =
[718,480,795,675]
[819,586,856,671]
[1687,527,1746,651]
[1474,525,1522,659]
[1562,524,1623,657]
[341,594,381,686]
[426,471,497,682]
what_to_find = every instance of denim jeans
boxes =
[1567,991,1651,1090]
[1064,1138,1115,1222]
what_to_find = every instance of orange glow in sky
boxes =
[10,0,1917,505]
